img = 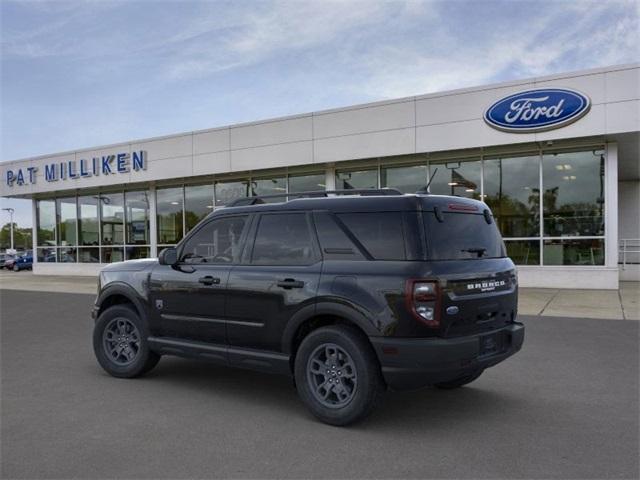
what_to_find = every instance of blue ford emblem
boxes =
[484,88,591,133]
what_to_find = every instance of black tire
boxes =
[294,325,384,426]
[12,264,19,272]
[434,370,483,389]
[93,304,160,378]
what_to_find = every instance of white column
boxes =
[325,163,336,191]
[149,185,158,257]
[605,142,619,273]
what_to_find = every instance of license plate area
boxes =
[479,332,506,357]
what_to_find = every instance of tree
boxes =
[0,223,32,251]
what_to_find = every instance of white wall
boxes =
[619,180,640,281]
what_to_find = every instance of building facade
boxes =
[1,64,639,289]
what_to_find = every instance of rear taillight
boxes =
[406,280,440,328]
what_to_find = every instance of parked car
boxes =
[0,253,7,269]
[12,251,33,271]
[91,189,524,425]
[3,254,17,270]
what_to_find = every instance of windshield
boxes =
[423,211,506,260]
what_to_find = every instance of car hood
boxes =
[100,258,158,272]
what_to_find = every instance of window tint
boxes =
[252,213,316,265]
[423,212,505,260]
[313,212,365,261]
[181,216,248,264]
[337,212,406,260]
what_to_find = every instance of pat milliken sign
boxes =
[484,88,591,133]
[4,150,147,187]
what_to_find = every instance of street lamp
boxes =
[2,207,15,251]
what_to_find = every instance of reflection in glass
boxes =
[336,170,378,190]
[58,247,76,263]
[125,191,150,245]
[542,150,605,237]
[78,196,99,246]
[101,247,124,263]
[215,180,249,207]
[37,247,56,262]
[37,200,56,246]
[483,155,540,238]
[543,238,604,265]
[100,193,124,245]
[185,184,213,232]
[288,173,325,193]
[78,247,100,263]
[381,165,428,193]
[157,187,184,244]
[56,197,77,246]
[429,159,481,199]
[504,240,540,265]
[250,177,286,203]
[126,246,150,260]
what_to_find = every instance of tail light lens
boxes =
[406,280,440,328]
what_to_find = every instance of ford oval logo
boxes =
[484,88,591,133]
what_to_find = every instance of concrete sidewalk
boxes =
[0,270,638,320]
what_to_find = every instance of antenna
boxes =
[416,167,438,194]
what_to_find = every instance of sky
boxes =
[1,0,639,227]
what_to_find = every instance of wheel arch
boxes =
[96,283,147,323]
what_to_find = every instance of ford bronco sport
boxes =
[92,189,524,425]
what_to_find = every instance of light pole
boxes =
[2,207,15,251]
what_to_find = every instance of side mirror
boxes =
[158,247,178,266]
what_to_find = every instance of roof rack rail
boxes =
[226,188,404,207]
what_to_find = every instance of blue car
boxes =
[12,252,33,271]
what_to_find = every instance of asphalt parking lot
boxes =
[1,290,638,479]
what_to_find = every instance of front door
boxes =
[226,212,321,352]
[148,214,250,345]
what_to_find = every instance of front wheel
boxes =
[294,325,384,426]
[93,304,160,378]
[434,370,483,389]
[12,264,19,272]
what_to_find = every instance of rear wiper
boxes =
[461,247,487,257]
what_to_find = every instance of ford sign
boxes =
[484,88,591,133]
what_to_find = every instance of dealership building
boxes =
[1,63,638,289]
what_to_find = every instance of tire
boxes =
[434,370,483,389]
[12,264,19,272]
[294,325,384,426]
[93,304,160,378]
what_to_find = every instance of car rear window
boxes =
[423,212,505,260]
[337,212,406,260]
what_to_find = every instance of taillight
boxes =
[406,280,440,328]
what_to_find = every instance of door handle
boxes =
[198,276,221,286]
[277,278,305,289]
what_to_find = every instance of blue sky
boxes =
[1,0,639,227]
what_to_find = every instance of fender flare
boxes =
[96,282,148,322]
[281,301,378,354]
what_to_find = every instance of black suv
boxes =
[92,189,524,425]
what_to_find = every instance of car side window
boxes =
[251,213,317,265]
[181,215,248,264]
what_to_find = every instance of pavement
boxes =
[1,269,638,320]
[1,290,639,479]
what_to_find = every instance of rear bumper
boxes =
[370,323,524,391]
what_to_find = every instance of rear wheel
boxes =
[93,304,160,378]
[294,325,384,426]
[434,370,483,389]
[12,264,19,272]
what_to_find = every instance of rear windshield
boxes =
[423,212,505,260]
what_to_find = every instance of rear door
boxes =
[225,211,322,352]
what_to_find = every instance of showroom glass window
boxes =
[483,154,540,238]
[157,186,184,244]
[56,197,77,247]
[185,184,213,233]
[381,164,428,193]
[288,173,325,193]
[124,190,150,261]
[78,195,99,246]
[100,193,124,245]
[429,159,481,199]
[250,176,286,202]
[36,200,56,246]
[542,149,605,266]
[215,180,249,207]
[336,169,378,190]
